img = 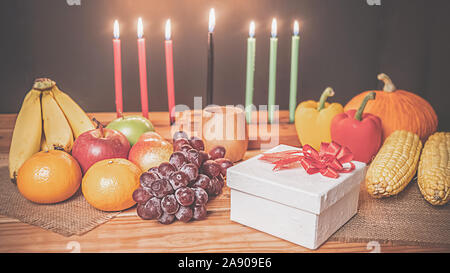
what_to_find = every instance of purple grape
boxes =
[209,146,226,160]
[173,138,190,152]
[136,197,162,220]
[199,151,210,163]
[168,171,190,190]
[132,187,152,204]
[150,179,174,198]
[193,187,208,206]
[202,160,221,178]
[175,206,193,223]
[214,158,233,176]
[173,131,189,142]
[136,204,148,219]
[158,162,177,179]
[216,174,225,189]
[180,163,199,181]
[147,166,161,176]
[179,144,193,155]
[189,136,205,151]
[187,149,202,167]
[193,205,207,221]
[169,152,188,169]
[205,178,215,196]
[161,194,180,215]
[207,176,222,196]
[158,212,176,225]
[140,172,160,189]
[191,174,210,189]
[213,177,224,195]
[175,187,195,206]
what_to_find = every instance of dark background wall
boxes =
[1,0,449,130]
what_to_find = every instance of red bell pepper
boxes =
[331,92,382,163]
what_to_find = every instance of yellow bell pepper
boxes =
[294,87,344,150]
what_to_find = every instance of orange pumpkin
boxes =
[344,73,438,143]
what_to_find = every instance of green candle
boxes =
[289,21,300,123]
[268,18,278,124]
[245,21,256,123]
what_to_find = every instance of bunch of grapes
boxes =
[132,131,234,224]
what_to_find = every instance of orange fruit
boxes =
[82,158,141,211]
[17,150,82,204]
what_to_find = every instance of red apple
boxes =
[128,135,173,172]
[72,127,131,174]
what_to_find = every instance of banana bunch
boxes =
[9,78,95,182]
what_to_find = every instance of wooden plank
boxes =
[0,111,301,153]
[0,206,448,253]
[0,114,17,129]
[0,129,12,153]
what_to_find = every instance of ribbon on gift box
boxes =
[259,141,355,179]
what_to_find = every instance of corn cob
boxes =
[366,130,422,198]
[418,132,450,206]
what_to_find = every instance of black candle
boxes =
[206,8,215,106]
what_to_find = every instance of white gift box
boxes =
[227,144,366,250]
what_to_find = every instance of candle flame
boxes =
[113,20,120,39]
[137,17,144,38]
[271,18,277,38]
[165,19,171,40]
[249,21,255,38]
[293,20,299,36]
[208,8,215,32]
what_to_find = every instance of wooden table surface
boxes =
[0,111,448,253]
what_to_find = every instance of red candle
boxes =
[137,17,149,119]
[113,20,123,117]
[206,8,215,106]
[164,19,176,125]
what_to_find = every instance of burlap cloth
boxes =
[0,153,449,246]
[0,155,120,237]
[330,178,450,246]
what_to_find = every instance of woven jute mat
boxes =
[330,179,450,247]
[0,155,120,237]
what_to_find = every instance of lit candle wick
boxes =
[165,19,171,40]
[249,21,255,38]
[137,17,144,38]
[113,20,120,39]
[293,20,299,36]
[271,18,277,38]
[209,8,215,33]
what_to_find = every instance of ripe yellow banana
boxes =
[42,89,73,152]
[40,133,49,152]
[51,85,94,138]
[8,86,42,182]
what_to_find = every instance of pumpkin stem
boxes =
[317,87,335,111]
[377,73,396,92]
[355,92,376,121]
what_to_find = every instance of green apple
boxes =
[106,115,154,146]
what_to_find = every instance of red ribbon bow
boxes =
[259,142,355,179]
